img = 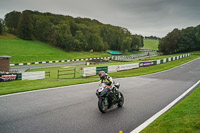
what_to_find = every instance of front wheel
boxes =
[118,92,124,107]
[98,98,108,113]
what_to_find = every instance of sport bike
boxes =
[96,82,124,113]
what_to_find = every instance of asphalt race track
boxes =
[0,58,200,133]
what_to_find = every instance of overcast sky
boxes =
[0,0,200,37]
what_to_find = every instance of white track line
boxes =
[130,80,200,133]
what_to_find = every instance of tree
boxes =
[74,30,88,51]
[53,24,74,51]
[17,11,33,40]
[0,19,3,34]
[121,37,132,52]
[131,35,142,51]
[159,29,180,54]
[34,18,53,42]
[4,11,21,34]
[89,34,104,51]
[178,27,195,52]
[194,25,200,50]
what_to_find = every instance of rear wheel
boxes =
[98,98,108,113]
[118,92,124,107]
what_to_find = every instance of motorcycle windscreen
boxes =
[100,87,109,97]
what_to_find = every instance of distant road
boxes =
[1,58,200,133]
[10,62,86,72]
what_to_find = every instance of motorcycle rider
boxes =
[99,71,117,93]
[99,71,112,85]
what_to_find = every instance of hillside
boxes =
[4,10,143,53]
[143,39,159,50]
[0,37,110,63]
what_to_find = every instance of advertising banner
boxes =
[0,74,17,82]
[96,66,108,75]
[117,63,139,71]
[139,62,153,67]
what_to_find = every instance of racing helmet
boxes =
[99,71,106,80]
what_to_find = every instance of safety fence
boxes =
[82,53,190,77]
[57,68,77,79]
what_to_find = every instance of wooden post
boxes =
[57,70,59,79]
[74,67,76,78]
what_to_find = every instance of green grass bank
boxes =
[0,38,110,63]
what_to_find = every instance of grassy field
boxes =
[0,53,199,96]
[143,39,159,50]
[0,38,110,63]
[141,85,200,133]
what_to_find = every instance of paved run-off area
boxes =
[0,58,200,133]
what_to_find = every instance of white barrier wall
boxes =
[83,67,96,77]
[22,71,45,80]
[157,60,161,64]
[108,65,118,73]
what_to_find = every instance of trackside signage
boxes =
[139,62,153,67]
[117,63,139,71]
[0,74,17,82]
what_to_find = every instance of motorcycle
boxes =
[96,82,124,113]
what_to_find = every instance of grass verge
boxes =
[141,85,200,133]
[0,54,199,96]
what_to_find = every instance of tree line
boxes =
[159,25,200,54]
[3,10,144,52]
[145,36,160,40]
